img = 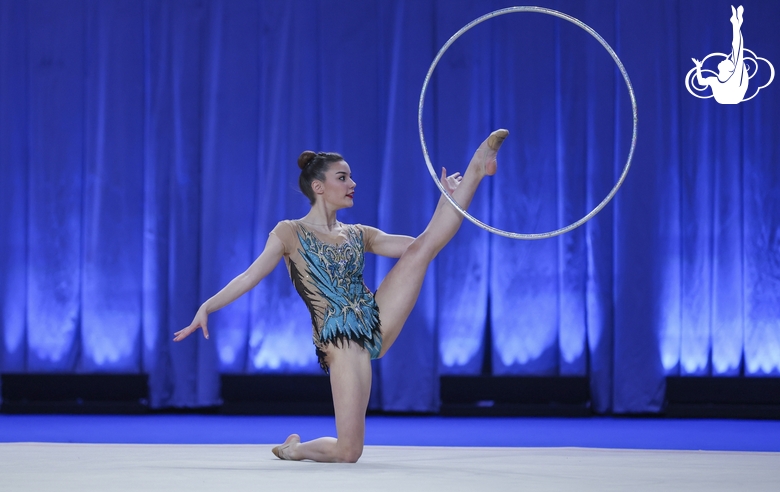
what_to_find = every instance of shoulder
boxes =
[271,220,299,233]
[349,223,377,235]
[350,223,381,246]
[269,220,300,253]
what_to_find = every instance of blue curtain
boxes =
[1,0,779,412]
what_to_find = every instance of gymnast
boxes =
[174,129,509,462]
[692,5,748,104]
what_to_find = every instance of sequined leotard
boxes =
[270,220,382,371]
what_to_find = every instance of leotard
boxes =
[270,220,382,371]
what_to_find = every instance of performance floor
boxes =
[2,415,780,491]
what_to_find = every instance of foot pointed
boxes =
[272,434,301,460]
[487,129,509,151]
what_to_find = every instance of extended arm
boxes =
[369,167,463,259]
[692,58,710,87]
[371,231,414,258]
[173,233,285,341]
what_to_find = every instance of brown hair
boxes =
[297,151,344,205]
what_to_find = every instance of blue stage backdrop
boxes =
[1,0,779,412]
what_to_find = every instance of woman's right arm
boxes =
[173,233,285,342]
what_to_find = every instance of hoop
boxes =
[418,6,638,240]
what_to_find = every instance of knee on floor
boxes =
[335,443,363,463]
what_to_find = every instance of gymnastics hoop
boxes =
[418,6,638,240]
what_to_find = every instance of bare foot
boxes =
[470,129,509,176]
[272,434,301,460]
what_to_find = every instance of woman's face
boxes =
[316,160,356,209]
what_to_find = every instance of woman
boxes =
[174,129,509,462]
[692,5,748,104]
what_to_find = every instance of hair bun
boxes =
[298,150,317,170]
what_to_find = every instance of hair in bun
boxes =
[298,150,317,170]
[297,150,344,205]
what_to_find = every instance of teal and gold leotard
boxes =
[270,220,382,371]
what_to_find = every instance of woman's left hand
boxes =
[440,167,462,195]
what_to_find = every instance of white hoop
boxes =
[418,6,638,240]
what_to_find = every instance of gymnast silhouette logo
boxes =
[685,5,774,104]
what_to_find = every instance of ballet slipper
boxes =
[487,129,509,151]
[473,129,508,177]
[272,434,300,460]
[470,129,508,177]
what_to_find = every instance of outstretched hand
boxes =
[692,58,702,68]
[440,167,463,195]
[174,307,209,341]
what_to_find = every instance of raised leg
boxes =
[729,5,744,62]
[374,129,508,355]
[271,344,371,463]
